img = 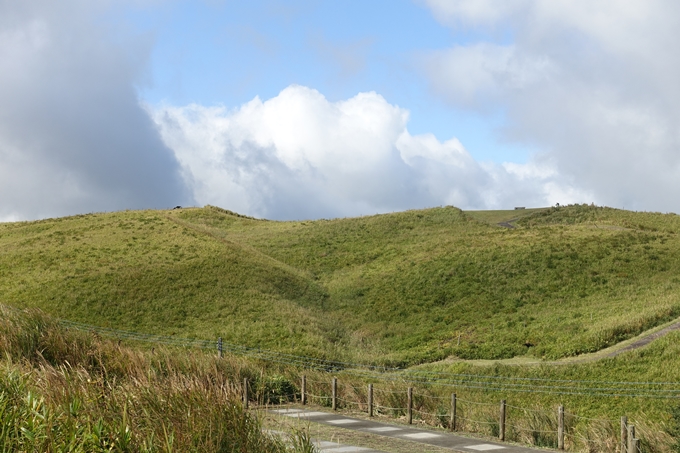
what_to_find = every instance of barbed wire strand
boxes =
[6,304,680,399]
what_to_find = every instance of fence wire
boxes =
[48,316,680,398]
[1,305,670,452]
[1,304,665,398]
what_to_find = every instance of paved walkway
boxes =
[267,429,387,453]
[270,408,551,453]
[312,439,386,452]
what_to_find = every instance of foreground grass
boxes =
[3,306,680,452]
[0,306,315,452]
[3,204,680,365]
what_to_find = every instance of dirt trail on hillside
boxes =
[604,319,680,358]
[438,318,680,368]
[552,319,680,365]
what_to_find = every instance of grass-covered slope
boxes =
[2,204,680,365]
[0,210,333,358]
[0,306,313,452]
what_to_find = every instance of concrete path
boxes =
[313,440,386,452]
[270,408,551,453]
[266,429,387,452]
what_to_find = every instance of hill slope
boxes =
[2,204,680,365]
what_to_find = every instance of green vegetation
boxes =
[5,203,680,450]
[667,406,680,452]
[3,204,680,366]
[464,207,547,224]
[0,306,317,452]
[4,305,680,452]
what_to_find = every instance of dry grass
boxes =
[0,306,315,452]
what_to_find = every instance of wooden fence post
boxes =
[451,393,457,431]
[243,378,248,409]
[558,405,564,450]
[407,387,413,425]
[499,400,506,441]
[217,337,223,358]
[632,437,639,453]
[621,416,627,453]
[627,424,635,453]
[301,375,306,405]
[368,384,373,417]
[332,377,337,411]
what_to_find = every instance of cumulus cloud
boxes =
[1,0,614,222]
[0,1,190,221]
[151,85,585,219]
[421,0,680,212]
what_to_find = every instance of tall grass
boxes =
[173,204,680,363]
[3,306,680,452]
[0,306,314,452]
[4,204,680,365]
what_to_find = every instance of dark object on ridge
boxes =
[173,206,182,210]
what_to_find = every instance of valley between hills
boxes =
[3,204,680,451]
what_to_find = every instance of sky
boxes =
[1,0,680,221]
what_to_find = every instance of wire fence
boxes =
[2,304,675,452]
[297,375,661,452]
[11,306,675,400]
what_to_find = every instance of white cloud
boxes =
[423,0,530,27]
[1,0,627,222]
[421,0,680,212]
[151,85,579,219]
[421,43,554,108]
[0,1,190,221]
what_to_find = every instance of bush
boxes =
[260,374,298,405]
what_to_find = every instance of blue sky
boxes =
[130,0,526,163]
[2,1,680,220]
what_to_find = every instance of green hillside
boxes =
[2,204,680,366]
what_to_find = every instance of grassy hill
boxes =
[2,204,680,366]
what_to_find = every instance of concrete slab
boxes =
[363,426,403,433]
[269,408,552,453]
[271,408,304,414]
[314,439,383,452]
[319,446,373,452]
[401,432,442,439]
[466,445,507,451]
[327,418,363,425]
[267,428,387,453]
[284,411,329,418]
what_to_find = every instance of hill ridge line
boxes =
[161,212,318,282]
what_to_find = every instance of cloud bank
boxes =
[151,85,583,220]
[0,1,190,221]
[8,0,671,221]
[422,0,680,212]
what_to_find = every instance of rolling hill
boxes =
[2,204,680,366]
